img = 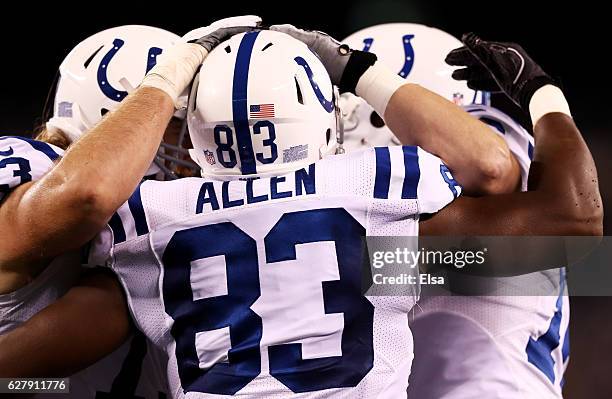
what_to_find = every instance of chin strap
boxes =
[334,86,345,155]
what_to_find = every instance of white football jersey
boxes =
[0,136,169,399]
[407,106,569,399]
[90,146,461,398]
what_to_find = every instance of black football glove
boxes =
[446,33,557,110]
[270,24,377,94]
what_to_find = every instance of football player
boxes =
[338,23,570,398]
[0,22,252,397]
[1,26,602,398]
[2,26,514,396]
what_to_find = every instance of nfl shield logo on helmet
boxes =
[452,92,464,105]
[203,150,216,165]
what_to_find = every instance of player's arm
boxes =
[0,269,131,377]
[0,27,252,277]
[270,24,519,196]
[420,34,603,271]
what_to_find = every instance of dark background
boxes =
[1,1,609,397]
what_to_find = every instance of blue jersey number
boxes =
[213,121,278,169]
[0,157,32,195]
[440,164,461,198]
[162,208,374,395]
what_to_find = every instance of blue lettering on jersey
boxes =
[222,181,245,208]
[195,165,317,214]
[196,182,220,213]
[245,178,268,204]
[295,163,316,196]
[271,176,292,199]
[0,146,13,156]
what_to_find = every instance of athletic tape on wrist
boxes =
[529,85,572,126]
[355,61,406,117]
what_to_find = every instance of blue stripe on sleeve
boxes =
[108,213,126,244]
[373,147,391,199]
[0,136,61,161]
[127,184,149,237]
[526,271,566,384]
[401,146,420,199]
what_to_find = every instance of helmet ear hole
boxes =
[370,111,385,128]
[101,108,110,117]
[326,128,331,143]
[294,77,304,105]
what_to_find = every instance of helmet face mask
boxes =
[45,25,198,180]
[340,23,491,152]
[188,30,339,178]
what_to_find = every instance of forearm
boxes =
[4,88,173,264]
[385,84,519,194]
[356,63,519,196]
[529,112,602,234]
[0,270,132,377]
[421,113,603,237]
[46,86,174,214]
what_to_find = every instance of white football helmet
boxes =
[188,30,340,177]
[45,25,197,178]
[340,23,490,152]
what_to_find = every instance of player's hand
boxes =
[446,33,557,110]
[142,25,256,109]
[270,24,377,93]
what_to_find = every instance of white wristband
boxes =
[529,85,572,126]
[140,43,208,109]
[355,61,406,117]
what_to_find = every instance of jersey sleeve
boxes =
[86,183,151,268]
[464,105,534,191]
[371,145,461,214]
[0,136,63,202]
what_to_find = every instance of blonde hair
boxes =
[34,127,71,151]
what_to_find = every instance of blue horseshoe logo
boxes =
[398,34,415,78]
[97,39,163,102]
[294,57,334,113]
[362,38,373,52]
[360,35,415,79]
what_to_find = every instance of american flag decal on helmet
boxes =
[250,104,275,118]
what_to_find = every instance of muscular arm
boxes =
[384,83,520,195]
[421,113,603,237]
[266,25,520,196]
[0,269,131,377]
[0,87,174,274]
